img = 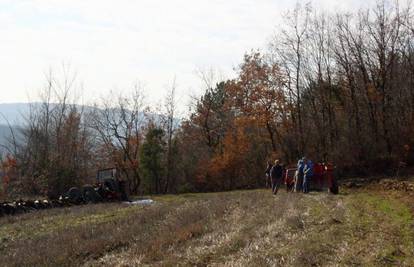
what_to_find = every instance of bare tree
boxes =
[89,85,146,194]
[270,1,312,155]
[12,65,93,197]
[162,78,178,193]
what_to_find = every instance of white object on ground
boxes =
[124,199,154,205]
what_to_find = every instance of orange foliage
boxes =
[1,155,18,197]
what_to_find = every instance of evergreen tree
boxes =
[140,127,165,194]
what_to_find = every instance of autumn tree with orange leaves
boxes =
[0,154,17,198]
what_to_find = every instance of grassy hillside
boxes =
[0,187,413,266]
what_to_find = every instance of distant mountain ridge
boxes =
[0,124,13,148]
[0,103,32,126]
[0,103,28,152]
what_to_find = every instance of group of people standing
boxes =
[265,157,314,195]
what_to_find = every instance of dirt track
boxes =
[0,186,413,266]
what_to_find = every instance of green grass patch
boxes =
[346,192,414,265]
[369,195,411,224]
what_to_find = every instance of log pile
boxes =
[0,198,77,217]
[379,179,414,192]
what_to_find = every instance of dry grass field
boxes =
[0,185,413,267]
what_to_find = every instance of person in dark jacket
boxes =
[303,159,314,193]
[295,157,305,192]
[264,161,272,188]
[270,159,283,194]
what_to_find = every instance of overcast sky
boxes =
[0,0,377,113]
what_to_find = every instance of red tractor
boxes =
[284,162,338,194]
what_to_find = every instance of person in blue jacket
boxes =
[303,159,313,193]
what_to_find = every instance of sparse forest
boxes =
[2,1,414,197]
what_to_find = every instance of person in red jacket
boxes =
[313,162,324,190]
[325,162,338,194]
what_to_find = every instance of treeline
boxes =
[2,1,414,197]
[178,1,414,190]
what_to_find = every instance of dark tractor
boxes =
[95,167,129,202]
[0,168,130,218]
[62,168,129,204]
